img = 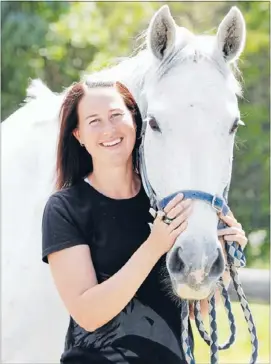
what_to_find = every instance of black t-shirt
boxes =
[42,178,193,364]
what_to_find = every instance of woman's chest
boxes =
[90,203,153,277]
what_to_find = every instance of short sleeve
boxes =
[42,195,87,263]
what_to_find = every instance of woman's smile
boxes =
[99,137,124,148]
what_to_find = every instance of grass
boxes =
[192,302,270,364]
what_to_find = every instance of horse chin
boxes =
[173,282,213,300]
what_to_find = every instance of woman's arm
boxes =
[48,239,161,332]
[48,193,190,332]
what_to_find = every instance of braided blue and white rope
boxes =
[179,236,258,364]
[194,280,236,350]
[180,300,195,364]
[208,294,218,364]
[229,265,258,364]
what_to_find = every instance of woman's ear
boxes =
[72,128,81,144]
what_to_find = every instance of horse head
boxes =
[140,5,246,300]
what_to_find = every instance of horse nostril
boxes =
[169,247,186,274]
[209,248,225,278]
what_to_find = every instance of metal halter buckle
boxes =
[211,195,222,212]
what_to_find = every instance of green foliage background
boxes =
[1,1,269,268]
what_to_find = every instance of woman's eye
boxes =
[148,116,161,132]
[111,113,124,118]
[89,119,99,125]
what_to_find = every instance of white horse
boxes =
[1,5,246,363]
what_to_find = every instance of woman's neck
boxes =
[88,162,140,199]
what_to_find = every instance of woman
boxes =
[42,80,247,363]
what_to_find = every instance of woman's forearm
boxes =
[76,238,161,331]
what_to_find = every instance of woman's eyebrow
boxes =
[85,114,99,120]
[110,108,124,112]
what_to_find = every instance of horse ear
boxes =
[147,5,176,60]
[216,6,246,63]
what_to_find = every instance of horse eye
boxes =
[230,123,238,134]
[148,116,161,132]
[230,118,245,134]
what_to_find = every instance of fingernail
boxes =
[178,193,184,199]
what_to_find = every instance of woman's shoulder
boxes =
[42,180,94,240]
[45,179,92,214]
[42,180,92,263]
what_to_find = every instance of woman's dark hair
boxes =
[55,80,143,190]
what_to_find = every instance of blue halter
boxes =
[158,190,228,215]
[138,117,258,364]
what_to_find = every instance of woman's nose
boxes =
[102,121,117,136]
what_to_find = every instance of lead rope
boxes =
[179,235,258,364]
[227,260,258,364]
[181,300,195,364]
[194,280,236,351]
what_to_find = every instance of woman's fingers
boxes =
[168,205,192,232]
[219,213,242,229]
[227,210,235,219]
[166,199,192,219]
[189,302,195,320]
[217,227,244,236]
[170,221,188,238]
[163,193,184,214]
[218,210,248,248]
[156,210,166,220]
[224,233,248,248]
[218,226,248,249]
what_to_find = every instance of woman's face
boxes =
[74,87,136,168]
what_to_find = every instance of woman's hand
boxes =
[217,210,248,250]
[147,193,192,258]
[189,210,248,320]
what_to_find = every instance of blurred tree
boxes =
[1,1,269,266]
[229,1,270,266]
[1,1,69,119]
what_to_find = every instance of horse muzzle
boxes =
[167,242,225,300]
